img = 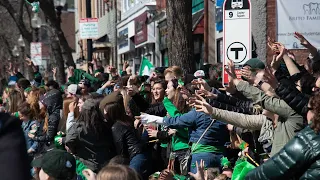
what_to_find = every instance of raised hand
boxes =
[196,89,217,99]
[275,43,288,62]
[188,160,206,180]
[193,94,214,115]
[294,32,310,47]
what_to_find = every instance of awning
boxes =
[192,9,204,34]
[93,34,112,52]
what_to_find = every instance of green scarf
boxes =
[231,158,255,180]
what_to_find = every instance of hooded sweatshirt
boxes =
[34,89,63,143]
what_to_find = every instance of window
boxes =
[128,0,135,9]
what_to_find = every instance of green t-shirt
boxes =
[163,97,190,151]
[191,143,225,154]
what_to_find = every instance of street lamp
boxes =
[12,45,20,57]
[54,0,67,26]
[31,13,42,42]
[18,35,25,48]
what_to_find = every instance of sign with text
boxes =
[277,0,320,49]
[79,18,99,40]
[135,12,148,45]
[223,0,251,86]
[30,42,49,66]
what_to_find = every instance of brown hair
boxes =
[151,80,167,104]
[59,97,80,131]
[26,87,41,120]
[171,79,189,114]
[310,92,320,133]
[164,66,183,78]
[97,165,140,180]
[214,174,228,180]
[18,102,33,120]
[103,101,129,126]
[7,89,24,113]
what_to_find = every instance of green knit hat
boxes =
[244,58,265,70]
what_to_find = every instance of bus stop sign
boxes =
[223,0,251,86]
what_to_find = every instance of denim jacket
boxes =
[163,109,229,147]
[96,86,113,95]
[22,120,38,151]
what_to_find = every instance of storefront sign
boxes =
[135,12,148,45]
[158,20,168,50]
[79,18,99,40]
[277,0,320,49]
[30,42,49,66]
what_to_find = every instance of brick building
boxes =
[266,0,309,64]
[216,0,310,65]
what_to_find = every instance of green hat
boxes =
[32,149,76,180]
[24,87,32,93]
[244,58,265,70]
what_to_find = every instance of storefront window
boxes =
[119,28,129,49]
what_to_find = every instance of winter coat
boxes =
[34,89,62,144]
[111,121,144,160]
[163,109,229,147]
[246,126,320,180]
[0,113,30,180]
[66,122,115,172]
[236,81,305,156]
[276,78,309,119]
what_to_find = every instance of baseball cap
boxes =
[32,149,76,180]
[67,84,79,95]
[194,70,205,78]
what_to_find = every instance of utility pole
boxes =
[113,0,118,67]
[204,0,209,64]
[86,0,93,72]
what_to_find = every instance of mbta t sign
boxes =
[223,0,251,86]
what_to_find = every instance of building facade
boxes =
[116,0,157,74]
[75,0,117,70]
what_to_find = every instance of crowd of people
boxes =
[1,32,320,180]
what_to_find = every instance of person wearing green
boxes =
[67,68,100,85]
[141,79,230,174]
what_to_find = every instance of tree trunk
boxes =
[40,0,75,68]
[0,0,33,43]
[166,0,195,74]
[50,35,66,84]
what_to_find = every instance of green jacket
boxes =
[246,126,320,180]
[163,97,189,151]
[68,69,100,85]
[236,81,304,156]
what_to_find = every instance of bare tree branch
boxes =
[0,0,32,42]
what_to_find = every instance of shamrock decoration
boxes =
[26,0,40,13]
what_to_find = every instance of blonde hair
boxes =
[164,66,183,78]
[97,165,140,180]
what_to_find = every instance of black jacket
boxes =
[246,126,320,180]
[34,89,63,143]
[0,113,30,180]
[276,79,309,119]
[66,122,115,172]
[215,93,254,114]
[111,121,144,160]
